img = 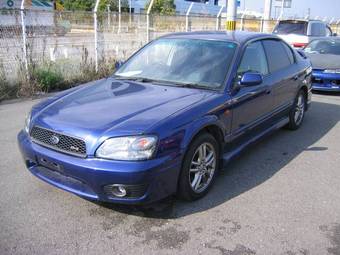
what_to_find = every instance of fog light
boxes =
[111,185,127,197]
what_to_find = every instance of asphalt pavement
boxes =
[0,93,340,255]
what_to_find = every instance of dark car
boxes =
[18,31,312,204]
[304,38,340,92]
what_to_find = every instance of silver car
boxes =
[273,20,336,48]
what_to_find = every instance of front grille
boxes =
[30,126,86,157]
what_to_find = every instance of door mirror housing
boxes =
[239,72,263,87]
[296,49,308,59]
[115,60,124,69]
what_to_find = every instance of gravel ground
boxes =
[0,93,340,255]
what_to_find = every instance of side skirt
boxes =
[222,117,289,167]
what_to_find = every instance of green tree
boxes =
[98,0,129,12]
[61,0,129,12]
[145,0,176,15]
[63,0,94,11]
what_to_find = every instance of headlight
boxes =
[24,111,31,133]
[96,136,158,160]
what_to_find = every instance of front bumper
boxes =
[312,83,340,92]
[312,70,340,92]
[17,131,182,204]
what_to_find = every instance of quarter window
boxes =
[281,42,295,64]
[310,23,326,36]
[238,41,268,75]
[262,40,292,73]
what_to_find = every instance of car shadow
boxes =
[93,100,340,219]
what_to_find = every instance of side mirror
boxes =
[296,49,308,59]
[115,60,124,69]
[239,72,263,87]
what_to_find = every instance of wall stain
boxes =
[88,206,128,231]
[206,242,256,255]
[320,223,340,255]
[222,219,242,235]
[126,217,190,249]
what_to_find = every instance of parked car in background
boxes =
[18,31,312,204]
[273,20,335,48]
[304,38,340,92]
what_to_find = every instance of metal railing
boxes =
[1,7,339,83]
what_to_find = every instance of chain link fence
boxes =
[1,8,339,99]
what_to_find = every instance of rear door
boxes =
[262,39,299,115]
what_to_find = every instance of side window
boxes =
[281,42,295,64]
[319,23,326,36]
[262,40,292,73]
[238,41,268,76]
[310,23,326,36]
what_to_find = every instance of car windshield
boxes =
[304,40,340,55]
[114,38,237,89]
[273,21,307,35]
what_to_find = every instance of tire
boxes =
[286,89,306,130]
[178,132,220,201]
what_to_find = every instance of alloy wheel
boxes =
[189,142,216,193]
[294,93,305,126]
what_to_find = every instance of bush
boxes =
[33,68,64,92]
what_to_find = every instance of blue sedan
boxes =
[18,31,312,204]
[304,38,340,92]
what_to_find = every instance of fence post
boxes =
[129,0,132,24]
[107,5,110,28]
[240,10,246,31]
[216,6,224,30]
[186,2,194,32]
[118,0,121,34]
[94,0,100,73]
[260,18,264,32]
[20,0,29,78]
[146,0,155,42]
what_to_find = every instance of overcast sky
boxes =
[242,0,340,20]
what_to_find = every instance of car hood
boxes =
[32,78,215,142]
[306,53,340,70]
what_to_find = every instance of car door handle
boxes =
[248,88,271,96]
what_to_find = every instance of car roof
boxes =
[160,31,278,45]
[279,19,325,23]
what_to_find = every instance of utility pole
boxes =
[279,0,285,20]
[263,0,272,33]
[226,0,237,31]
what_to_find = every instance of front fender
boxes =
[180,115,226,152]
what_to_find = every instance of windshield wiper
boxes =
[113,76,216,90]
[174,83,214,90]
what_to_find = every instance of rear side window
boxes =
[238,41,268,75]
[281,42,295,64]
[262,40,292,73]
[273,21,307,35]
[310,23,326,36]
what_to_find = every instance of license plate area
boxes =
[38,157,64,173]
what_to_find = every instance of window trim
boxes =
[281,40,296,64]
[261,38,294,74]
[237,39,269,77]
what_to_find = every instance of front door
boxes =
[230,40,273,139]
